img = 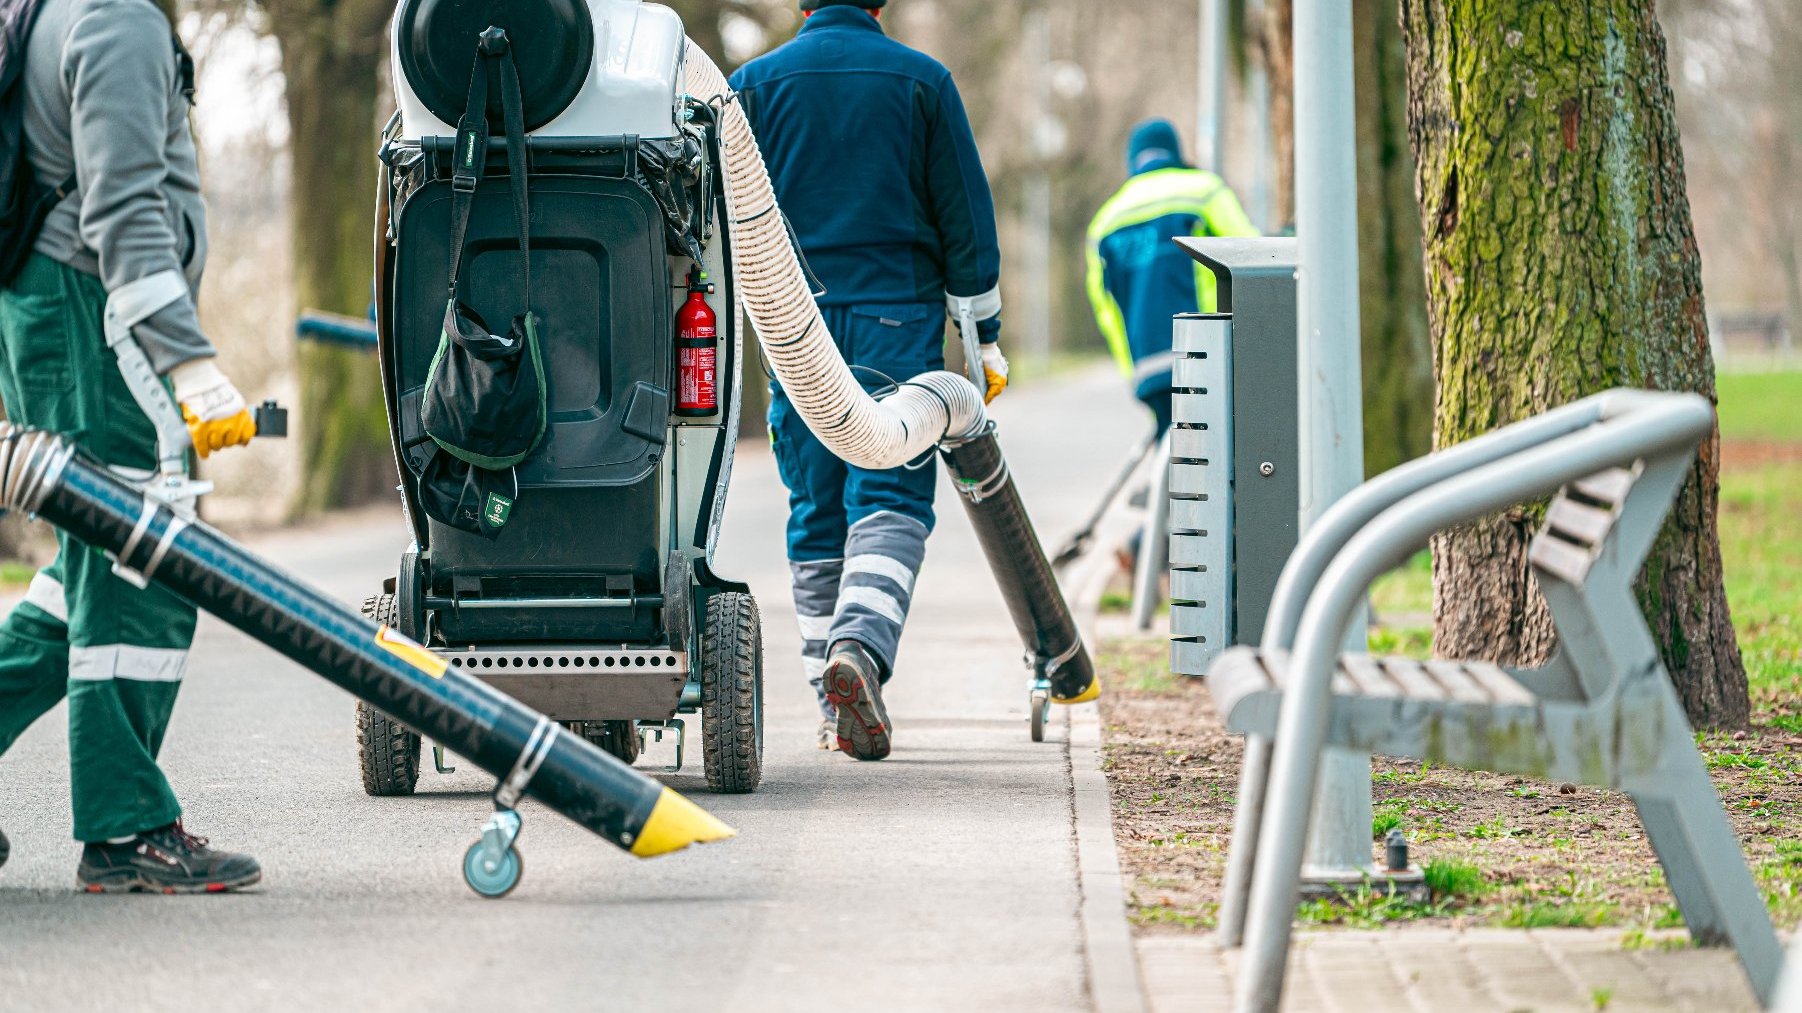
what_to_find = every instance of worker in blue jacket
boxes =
[1086,119,1258,435]
[731,0,1005,761]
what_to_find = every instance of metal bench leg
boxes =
[1131,430,1173,631]
[1627,706,1783,1007]
[1235,721,1328,1011]
[1216,733,1272,947]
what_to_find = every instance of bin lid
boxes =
[395,0,595,132]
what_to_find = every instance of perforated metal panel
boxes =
[1169,315,1232,675]
[1167,238,1301,677]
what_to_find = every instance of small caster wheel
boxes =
[463,839,522,898]
[1029,687,1051,743]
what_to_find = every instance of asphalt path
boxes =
[0,365,1147,1012]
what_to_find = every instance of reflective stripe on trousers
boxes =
[788,511,928,716]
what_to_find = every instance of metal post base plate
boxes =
[1297,865,1429,904]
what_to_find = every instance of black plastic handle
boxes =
[254,400,289,438]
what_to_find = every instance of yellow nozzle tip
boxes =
[1054,677,1102,705]
[629,787,736,857]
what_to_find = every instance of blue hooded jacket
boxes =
[728,8,1002,341]
[1086,119,1258,400]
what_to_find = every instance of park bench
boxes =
[1201,388,1783,1011]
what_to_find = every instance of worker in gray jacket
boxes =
[0,0,260,893]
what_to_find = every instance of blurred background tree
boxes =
[254,0,395,515]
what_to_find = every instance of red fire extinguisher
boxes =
[675,269,718,417]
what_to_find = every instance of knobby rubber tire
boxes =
[701,591,762,793]
[356,594,423,797]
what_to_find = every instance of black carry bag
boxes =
[0,0,75,285]
[419,451,519,537]
[418,28,546,536]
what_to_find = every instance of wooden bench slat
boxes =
[1421,660,1492,704]
[1377,657,1448,701]
[1572,467,1635,506]
[1463,662,1539,707]
[1546,497,1616,548]
[1529,532,1595,585]
[1338,655,1400,697]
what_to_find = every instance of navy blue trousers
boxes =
[770,302,943,713]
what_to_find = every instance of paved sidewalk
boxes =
[1136,924,1763,1011]
[0,366,1151,1012]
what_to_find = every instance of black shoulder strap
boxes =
[444,42,491,297]
[494,35,530,313]
[445,28,532,318]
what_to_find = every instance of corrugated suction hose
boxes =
[684,40,1098,704]
[684,42,985,470]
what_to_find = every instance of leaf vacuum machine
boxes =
[373,0,1097,778]
[372,0,762,798]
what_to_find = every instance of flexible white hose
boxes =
[683,41,987,470]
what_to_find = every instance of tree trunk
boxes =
[1400,0,1748,727]
[1259,0,1294,229]
[269,7,395,514]
[1353,0,1432,476]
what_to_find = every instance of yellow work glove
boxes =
[979,343,1009,405]
[170,360,255,458]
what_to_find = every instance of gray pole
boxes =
[1290,0,1373,883]
[1197,0,1228,172]
[1023,9,1055,377]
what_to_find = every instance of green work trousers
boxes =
[0,255,197,842]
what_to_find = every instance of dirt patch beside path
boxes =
[1097,636,1802,935]
[1720,439,1802,470]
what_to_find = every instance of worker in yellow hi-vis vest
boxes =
[1086,119,1258,436]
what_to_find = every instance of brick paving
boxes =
[1137,929,1763,1012]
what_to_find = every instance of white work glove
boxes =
[980,343,1009,405]
[169,359,255,458]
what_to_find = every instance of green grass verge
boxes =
[1369,549,1432,617]
[1422,858,1487,899]
[1717,371,1802,442]
[1717,463,1802,708]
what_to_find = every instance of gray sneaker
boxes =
[822,641,892,761]
[817,717,836,751]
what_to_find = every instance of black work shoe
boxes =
[77,823,261,894]
[823,641,892,761]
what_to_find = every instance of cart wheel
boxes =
[1030,688,1051,743]
[701,591,763,794]
[462,839,522,899]
[589,720,640,765]
[357,594,421,796]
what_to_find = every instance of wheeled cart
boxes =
[365,0,763,828]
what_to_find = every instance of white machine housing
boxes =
[390,0,686,141]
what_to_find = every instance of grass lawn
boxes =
[1718,370,1802,443]
[1101,370,1802,936]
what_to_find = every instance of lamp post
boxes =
[1289,0,1374,887]
[1196,0,1228,173]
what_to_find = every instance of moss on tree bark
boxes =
[1400,0,1747,726]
